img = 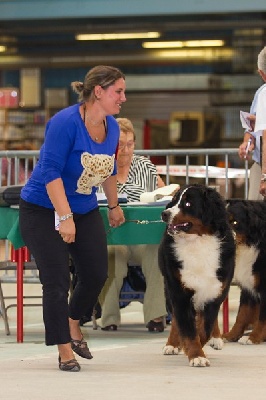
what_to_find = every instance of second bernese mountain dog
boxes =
[158,184,235,367]
[223,199,266,344]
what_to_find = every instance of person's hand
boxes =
[108,206,125,228]
[238,139,254,160]
[260,180,266,197]
[59,218,76,243]
[247,114,256,132]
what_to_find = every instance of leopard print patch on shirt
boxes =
[76,152,115,194]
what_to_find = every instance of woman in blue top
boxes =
[19,65,126,372]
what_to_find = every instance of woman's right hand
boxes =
[59,218,76,243]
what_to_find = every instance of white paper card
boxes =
[240,110,253,131]
[54,211,60,231]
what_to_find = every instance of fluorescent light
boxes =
[143,41,183,49]
[142,39,224,49]
[154,48,232,60]
[0,45,6,52]
[76,32,160,41]
[185,40,224,47]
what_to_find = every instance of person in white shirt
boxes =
[99,118,167,332]
[238,81,266,200]
[253,47,266,197]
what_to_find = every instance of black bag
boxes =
[0,185,23,207]
[126,265,146,292]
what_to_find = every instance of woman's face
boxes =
[117,131,135,167]
[99,78,126,115]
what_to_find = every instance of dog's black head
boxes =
[162,184,228,238]
[227,199,266,246]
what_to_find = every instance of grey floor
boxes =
[1,284,266,400]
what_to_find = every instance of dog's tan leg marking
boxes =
[197,314,206,345]
[239,320,266,344]
[163,316,181,355]
[223,304,259,342]
[208,318,224,350]
[182,337,210,367]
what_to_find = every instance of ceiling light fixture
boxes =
[154,48,232,60]
[142,39,224,49]
[76,32,160,41]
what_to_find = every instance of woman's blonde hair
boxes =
[71,65,125,102]
[116,117,135,140]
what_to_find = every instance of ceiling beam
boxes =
[1,0,266,20]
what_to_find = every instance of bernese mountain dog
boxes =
[158,184,235,367]
[223,199,266,344]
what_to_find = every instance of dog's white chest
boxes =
[172,234,222,310]
[234,244,258,293]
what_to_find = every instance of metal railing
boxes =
[0,148,250,198]
[0,150,39,187]
[0,147,249,333]
[135,148,249,199]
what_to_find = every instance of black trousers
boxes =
[19,199,108,345]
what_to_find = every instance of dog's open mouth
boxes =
[167,222,193,235]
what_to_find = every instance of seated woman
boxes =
[99,117,167,332]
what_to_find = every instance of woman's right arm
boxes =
[46,178,76,242]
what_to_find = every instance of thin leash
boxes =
[106,218,164,235]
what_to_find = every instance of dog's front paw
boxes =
[238,335,255,345]
[208,337,224,350]
[163,345,180,355]
[189,356,210,367]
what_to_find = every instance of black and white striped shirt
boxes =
[117,154,158,202]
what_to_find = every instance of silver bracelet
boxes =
[59,213,73,222]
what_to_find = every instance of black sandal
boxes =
[58,356,81,372]
[146,320,164,333]
[71,336,93,359]
[101,324,118,331]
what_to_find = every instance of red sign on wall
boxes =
[0,88,19,108]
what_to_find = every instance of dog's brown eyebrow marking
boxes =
[176,186,192,207]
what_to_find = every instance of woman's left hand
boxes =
[108,206,125,228]
[260,181,266,197]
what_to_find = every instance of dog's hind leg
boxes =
[239,319,266,344]
[163,316,181,355]
[223,290,259,342]
[169,313,210,366]
[239,292,266,344]
[198,304,224,350]
[207,318,224,350]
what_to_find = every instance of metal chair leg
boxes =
[0,280,10,335]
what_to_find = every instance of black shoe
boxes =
[146,320,164,333]
[71,336,93,359]
[101,324,118,331]
[58,356,81,372]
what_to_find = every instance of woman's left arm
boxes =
[157,175,165,188]
[102,175,125,227]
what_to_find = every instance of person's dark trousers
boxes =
[19,199,108,345]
